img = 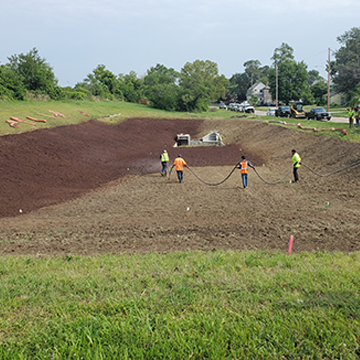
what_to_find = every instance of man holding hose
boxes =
[171,154,189,183]
[237,155,255,188]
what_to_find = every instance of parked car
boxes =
[266,108,277,116]
[228,103,237,111]
[306,107,331,121]
[235,104,245,112]
[219,102,227,110]
[275,106,291,118]
[243,105,255,113]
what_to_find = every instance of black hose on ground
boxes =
[167,159,360,186]
[169,165,237,186]
[253,166,293,185]
[301,160,360,177]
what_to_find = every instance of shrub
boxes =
[65,91,87,101]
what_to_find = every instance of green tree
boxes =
[271,43,295,64]
[268,44,312,104]
[332,27,360,96]
[258,65,270,85]
[268,59,311,105]
[349,83,360,107]
[143,64,179,111]
[228,73,251,101]
[249,94,259,106]
[0,65,26,100]
[7,47,62,99]
[308,70,321,85]
[75,80,109,99]
[243,60,269,86]
[244,60,262,85]
[76,64,120,99]
[178,60,228,112]
[311,80,327,105]
[77,67,143,102]
[93,65,121,96]
[118,71,143,103]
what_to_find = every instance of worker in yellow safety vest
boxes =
[291,149,301,183]
[348,108,354,128]
[355,107,360,129]
[237,155,255,188]
[160,150,170,177]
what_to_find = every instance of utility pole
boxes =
[327,47,331,112]
[276,62,278,107]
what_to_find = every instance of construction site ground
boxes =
[0,117,359,255]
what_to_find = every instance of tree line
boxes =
[1,27,360,110]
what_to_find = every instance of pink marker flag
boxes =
[288,235,293,255]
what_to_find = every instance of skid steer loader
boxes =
[290,103,306,119]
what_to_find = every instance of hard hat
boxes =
[178,154,182,157]
[164,150,167,153]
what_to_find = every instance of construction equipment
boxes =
[175,131,224,147]
[290,103,306,119]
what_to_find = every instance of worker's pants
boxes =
[241,173,248,188]
[161,162,168,176]
[176,170,184,183]
[293,167,299,182]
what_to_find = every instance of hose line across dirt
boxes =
[254,166,293,185]
[168,159,360,186]
[187,166,238,186]
[169,165,238,186]
[301,159,360,177]
[254,159,360,185]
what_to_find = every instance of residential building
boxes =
[246,81,272,104]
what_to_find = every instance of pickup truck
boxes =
[306,107,331,121]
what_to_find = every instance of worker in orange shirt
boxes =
[171,154,189,183]
[237,155,255,188]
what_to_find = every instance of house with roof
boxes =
[246,81,272,105]
[326,90,347,106]
[318,80,347,107]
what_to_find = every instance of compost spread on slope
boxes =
[0,117,359,255]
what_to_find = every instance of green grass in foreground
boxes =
[0,251,359,359]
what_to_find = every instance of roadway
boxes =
[255,110,348,124]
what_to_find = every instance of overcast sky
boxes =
[1,0,359,87]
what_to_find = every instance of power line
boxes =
[302,49,329,62]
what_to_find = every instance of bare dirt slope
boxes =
[1,117,360,255]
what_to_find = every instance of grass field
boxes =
[2,99,358,142]
[1,100,360,358]
[0,251,359,359]
[0,100,239,135]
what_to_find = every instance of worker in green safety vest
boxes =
[160,150,170,177]
[291,149,301,183]
[348,108,354,128]
[355,107,360,129]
